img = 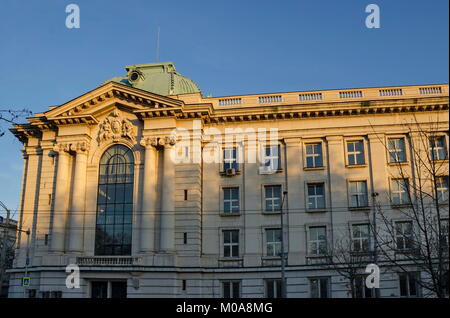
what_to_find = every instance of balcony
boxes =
[76,256,143,266]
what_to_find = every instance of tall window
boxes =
[264,185,282,212]
[354,276,374,298]
[391,179,410,205]
[395,221,414,250]
[346,140,365,165]
[223,230,239,258]
[305,143,323,168]
[266,229,282,257]
[223,187,240,214]
[223,148,238,171]
[352,224,370,252]
[388,138,407,163]
[309,226,327,255]
[222,281,240,298]
[310,278,329,298]
[266,279,282,298]
[436,176,449,203]
[262,145,281,171]
[307,183,325,210]
[349,181,368,208]
[95,145,134,256]
[430,136,447,161]
[399,273,420,297]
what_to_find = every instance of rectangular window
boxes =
[264,185,282,212]
[310,277,329,298]
[305,143,323,168]
[266,279,282,298]
[430,136,447,161]
[223,148,238,171]
[347,140,365,165]
[262,145,281,171]
[436,176,449,203]
[222,281,240,298]
[352,224,370,252]
[349,181,368,208]
[399,272,420,297]
[266,229,282,257]
[223,230,239,258]
[391,179,410,205]
[307,183,325,210]
[395,221,414,250]
[309,226,327,255]
[388,138,407,163]
[223,187,240,214]
[354,276,374,298]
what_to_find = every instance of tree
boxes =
[325,224,378,298]
[0,109,33,137]
[372,116,449,298]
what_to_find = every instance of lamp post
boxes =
[280,191,288,298]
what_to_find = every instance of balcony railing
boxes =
[204,85,447,108]
[77,256,142,266]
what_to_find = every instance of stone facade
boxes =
[7,66,449,298]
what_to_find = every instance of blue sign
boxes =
[0,216,3,224]
[22,277,31,287]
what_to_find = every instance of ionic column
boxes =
[68,141,89,253]
[50,143,71,253]
[139,137,158,252]
[159,136,176,252]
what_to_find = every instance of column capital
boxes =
[159,135,177,147]
[53,142,71,154]
[140,136,159,149]
[70,141,90,154]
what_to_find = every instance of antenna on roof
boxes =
[156,25,160,63]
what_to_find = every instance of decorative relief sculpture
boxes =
[98,109,136,143]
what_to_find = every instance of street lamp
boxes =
[280,190,288,298]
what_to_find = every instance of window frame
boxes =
[265,228,282,258]
[394,221,414,251]
[348,180,369,209]
[265,279,282,298]
[95,145,135,256]
[390,178,411,206]
[222,146,239,172]
[386,136,408,164]
[345,139,366,166]
[304,141,325,169]
[351,223,371,253]
[435,176,449,203]
[398,272,421,298]
[306,182,326,211]
[309,277,330,298]
[263,184,283,213]
[222,280,241,299]
[260,143,282,172]
[222,229,240,258]
[429,135,448,161]
[307,225,328,256]
[221,186,241,215]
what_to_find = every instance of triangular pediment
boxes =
[44,81,184,122]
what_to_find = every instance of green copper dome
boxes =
[103,62,202,96]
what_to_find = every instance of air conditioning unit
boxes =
[258,166,273,175]
[225,168,236,176]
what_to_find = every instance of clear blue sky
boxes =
[0,0,448,218]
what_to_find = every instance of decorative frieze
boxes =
[98,109,136,144]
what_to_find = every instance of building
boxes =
[0,217,18,297]
[8,62,449,298]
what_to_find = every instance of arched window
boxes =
[95,145,134,255]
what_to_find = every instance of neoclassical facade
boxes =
[8,62,449,298]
